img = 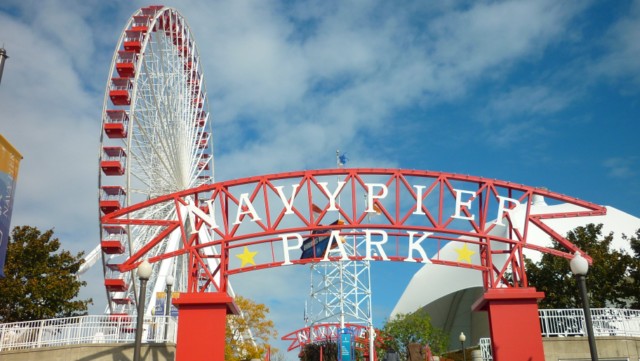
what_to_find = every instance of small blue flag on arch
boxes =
[338,153,348,166]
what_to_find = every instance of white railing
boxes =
[0,315,176,352]
[479,308,640,361]
[539,308,640,337]
[478,337,492,360]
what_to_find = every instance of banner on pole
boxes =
[340,329,353,361]
[0,134,22,278]
[155,291,179,316]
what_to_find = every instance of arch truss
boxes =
[101,168,606,292]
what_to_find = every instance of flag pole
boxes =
[335,150,346,330]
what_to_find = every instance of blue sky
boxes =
[1,0,639,358]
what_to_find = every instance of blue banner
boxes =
[340,329,352,361]
[0,134,21,278]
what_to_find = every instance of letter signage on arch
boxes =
[102,168,605,292]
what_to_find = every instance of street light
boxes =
[134,259,152,361]
[570,252,599,361]
[164,275,174,341]
[459,332,466,361]
[0,47,8,86]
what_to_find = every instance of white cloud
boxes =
[594,0,640,85]
[487,86,574,119]
[0,12,100,238]
[426,0,588,85]
[474,85,575,147]
[199,0,591,177]
[603,157,637,179]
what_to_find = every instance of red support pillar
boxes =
[472,288,545,361]
[172,292,239,361]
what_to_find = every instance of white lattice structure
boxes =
[307,240,374,328]
[305,231,376,358]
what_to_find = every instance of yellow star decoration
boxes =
[236,246,258,267]
[455,243,475,263]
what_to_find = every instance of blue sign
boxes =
[154,291,178,316]
[339,329,352,361]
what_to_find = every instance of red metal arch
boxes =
[281,323,380,352]
[101,168,605,293]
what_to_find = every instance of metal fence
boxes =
[478,308,640,361]
[0,315,176,351]
[478,337,492,360]
[2,308,639,355]
[539,308,640,337]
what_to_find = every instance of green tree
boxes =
[626,228,640,308]
[525,223,634,309]
[225,295,278,361]
[0,226,92,322]
[299,341,339,361]
[381,309,448,360]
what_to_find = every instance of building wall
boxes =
[0,343,176,361]
[543,336,640,361]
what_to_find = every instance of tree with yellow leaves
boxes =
[226,295,278,361]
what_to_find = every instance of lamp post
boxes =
[164,275,174,341]
[134,259,152,361]
[459,332,466,361]
[570,252,598,361]
[0,47,8,86]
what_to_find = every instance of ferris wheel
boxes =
[97,5,213,315]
